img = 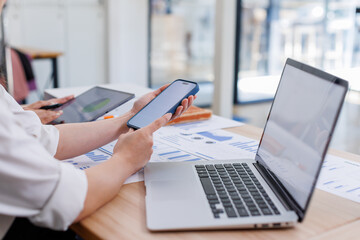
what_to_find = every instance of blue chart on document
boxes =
[92,128,259,185]
[150,141,203,162]
[98,142,115,156]
[317,154,360,203]
[64,149,110,170]
[64,115,256,184]
[153,128,258,161]
[96,129,259,162]
[65,114,247,170]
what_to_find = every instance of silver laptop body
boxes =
[145,58,348,231]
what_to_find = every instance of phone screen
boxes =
[128,80,198,129]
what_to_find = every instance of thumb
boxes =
[54,110,63,116]
[145,113,172,133]
[40,110,62,124]
[48,110,63,121]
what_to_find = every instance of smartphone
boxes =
[127,79,199,129]
[40,103,64,110]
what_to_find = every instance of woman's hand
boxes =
[75,113,172,222]
[112,113,172,175]
[130,84,196,121]
[22,95,74,124]
[23,95,74,110]
[31,109,63,124]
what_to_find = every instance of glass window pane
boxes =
[150,0,216,106]
[237,0,358,103]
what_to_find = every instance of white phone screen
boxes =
[128,81,197,129]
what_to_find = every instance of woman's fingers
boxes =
[34,110,63,124]
[173,106,183,120]
[51,95,74,104]
[170,96,196,121]
[181,98,189,112]
[188,95,194,107]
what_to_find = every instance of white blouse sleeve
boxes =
[1,87,59,155]
[0,88,87,231]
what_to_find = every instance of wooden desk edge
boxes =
[15,47,63,59]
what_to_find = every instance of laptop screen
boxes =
[256,60,347,210]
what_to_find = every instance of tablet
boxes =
[52,86,135,124]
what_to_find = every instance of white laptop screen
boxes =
[257,63,346,209]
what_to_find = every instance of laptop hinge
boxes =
[253,163,304,221]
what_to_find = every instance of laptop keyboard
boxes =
[196,163,280,219]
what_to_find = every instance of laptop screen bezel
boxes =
[254,58,348,221]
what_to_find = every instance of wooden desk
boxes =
[17,47,63,88]
[71,124,360,240]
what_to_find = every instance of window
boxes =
[149,0,216,106]
[236,0,358,103]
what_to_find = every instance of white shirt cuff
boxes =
[40,124,59,156]
[29,163,88,230]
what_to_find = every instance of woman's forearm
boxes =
[74,155,130,222]
[54,111,133,160]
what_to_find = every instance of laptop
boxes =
[144,58,348,231]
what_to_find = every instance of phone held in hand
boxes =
[40,103,64,110]
[127,79,199,130]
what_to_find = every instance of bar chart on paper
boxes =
[64,149,110,170]
[65,144,144,185]
[317,154,360,203]
[85,151,109,161]
[150,141,203,162]
[229,141,258,154]
[98,141,116,156]
[97,139,204,163]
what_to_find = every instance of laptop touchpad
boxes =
[147,180,196,201]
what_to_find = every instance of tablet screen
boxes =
[53,86,134,124]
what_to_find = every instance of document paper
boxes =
[154,129,258,160]
[317,154,360,203]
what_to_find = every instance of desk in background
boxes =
[18,47,63,88]
[46,84,360,240]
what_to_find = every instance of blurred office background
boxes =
[4,0,360,154]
